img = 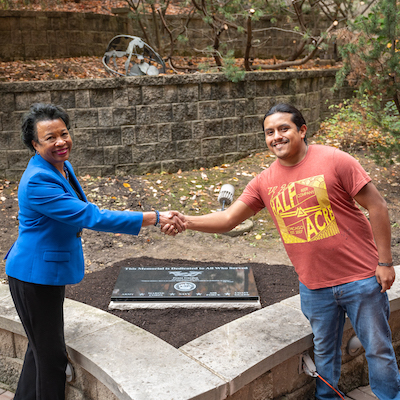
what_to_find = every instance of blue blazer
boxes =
[5,154,143,285]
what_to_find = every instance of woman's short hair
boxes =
[262,103,307,144]
[21,103,70,152]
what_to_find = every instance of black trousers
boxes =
[8,277,68,400]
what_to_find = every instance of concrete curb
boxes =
[0,266,399,399]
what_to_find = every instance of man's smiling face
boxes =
[263,112,308,167]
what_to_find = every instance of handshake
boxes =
[157,211,187,237]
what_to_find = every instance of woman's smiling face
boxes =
[263,112,307,166]
[32,118,73,173]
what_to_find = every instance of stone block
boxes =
[65,383,85,400]
[161,159,194,174]
[199,101,219,120]
[116,162,161,176]
[75,90,90,109]
[97,127,121,146]
[203,119,223,138]
[25,44,51,59]
[191,120,205,140]
[127,86,142,105]
[230,81,246,99]
[218,100,236,119]
[5,169,25,181]
[112,107,136,126]
[202,138,221,156]
[51,91,76,109]
[103,146,118,165]
[245,81,257,99]
[235,99,253,117]
[156,141,176,161]
[73,148,104,166]
[35,16,52,31]
[0,31,11,45]
[30,30,47,45]
[50,16,68,31]
[338,355,368,394]
[132,144,155,163]
[70,128,97,147]
[163,85,179,104]
[0,152,6,169]
[90,89,113,108]
[20,16,36,32]
[142,85,165,105]
[7,150,30,169]
[0,329,15,358]
[121,126,136,145]
[272,354,310,397]
[15,92,51,111]
[244,115,262,134]
[136,105,152,125]
[1,112,24,132]
[256,132,266,149]
[136,124,158,144]
[73,109,98,129]
[171,122,192,141]
[238,133,257,152]
[67,14,83,31]
[98,108,113,127]
[176,140,200,159]
[113,88,129,107]
[203,154,225,169]
[201,82,230,101]
[74,166,106,177]
[172,103,198,122]
[221,136,238,153]
[151,104,173,124]
[0,94,15,114]
[223,118,243,136]
[118,146,133,164]
[158,124,171,142]
[0,355,22,390]
[13,334,27,361]
[178,84,199,103]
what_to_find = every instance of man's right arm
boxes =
[184,200,255,233]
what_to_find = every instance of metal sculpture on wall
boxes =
[103,35,166,77]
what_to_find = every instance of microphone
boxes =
[218,184,235,211]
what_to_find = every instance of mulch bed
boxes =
[65,257,299,348]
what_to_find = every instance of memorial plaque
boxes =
[109,265,260,309]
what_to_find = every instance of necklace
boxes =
[63,165,69,181]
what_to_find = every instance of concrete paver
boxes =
[0,391,14,399]
[347,385,378,399]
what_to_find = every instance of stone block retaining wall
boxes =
[0,10,335,62]
[0,69,351,180]
[0,10,133,61]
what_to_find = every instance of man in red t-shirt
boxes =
[174,104,400,399]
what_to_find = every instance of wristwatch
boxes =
[378,262,393,267]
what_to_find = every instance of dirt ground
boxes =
[1,149,399,348]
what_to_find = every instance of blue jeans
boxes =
[300,276,400,400]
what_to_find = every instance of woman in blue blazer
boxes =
[4,103,184,400]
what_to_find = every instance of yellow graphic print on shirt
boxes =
[269,175,340,244]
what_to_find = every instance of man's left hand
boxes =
[376,265,395,292]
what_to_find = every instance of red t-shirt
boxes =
[238,145,378,289]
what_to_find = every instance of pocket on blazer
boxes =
[43,251,71,262]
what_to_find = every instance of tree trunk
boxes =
[244,15,253,71]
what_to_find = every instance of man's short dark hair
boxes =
[21,103,70,152]
[263,103,307,144]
